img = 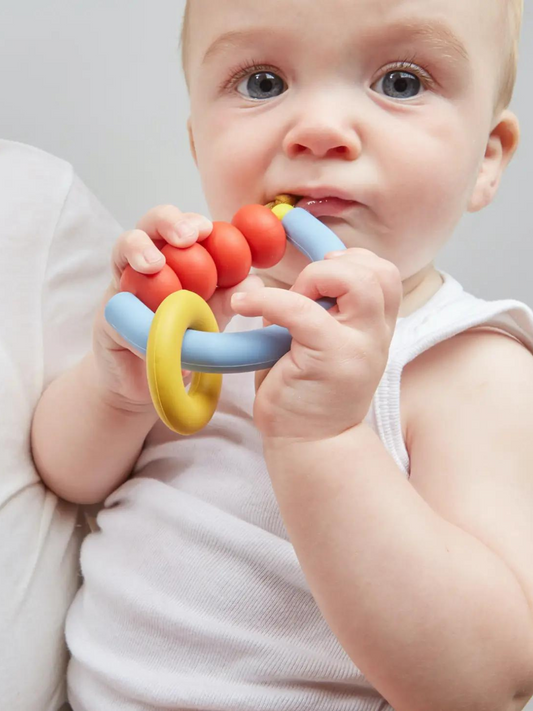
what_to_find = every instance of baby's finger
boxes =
[231,287,335,352]
[324,250,402,331]
[292,260,386,333]
[209,275,265,331]
[136,205,213,248]
[111,229,166,287]
[100,311,147,360]
[298,254,402,334]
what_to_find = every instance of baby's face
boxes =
[186,0,506,285]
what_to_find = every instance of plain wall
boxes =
[1,4,532,707]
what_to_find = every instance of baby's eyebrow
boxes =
[201,19,469,67]
[201,28,269,66]
[386,19,469,64]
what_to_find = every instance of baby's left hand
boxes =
[231,249,402,442]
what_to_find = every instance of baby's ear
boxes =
[187,117,198,166]
[467,110,520,213]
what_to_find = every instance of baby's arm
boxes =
[32,206,263,504]
[31,348,159,504]
[263,333,533,711]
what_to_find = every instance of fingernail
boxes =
[143,246,163,264]
[174,220,197,241]
[326,250,345,258]
[196,216,213,233]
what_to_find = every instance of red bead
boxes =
[162,243,218,301]
[201,222,252,288]
[120,264,182,313]
[232,204,287,268]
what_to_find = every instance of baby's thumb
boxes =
[209,275,265,332]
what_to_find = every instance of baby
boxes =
[31,0,533,709]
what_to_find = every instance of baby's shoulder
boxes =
[401,325,533,445]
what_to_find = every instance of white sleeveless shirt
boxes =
[66,271,533,710]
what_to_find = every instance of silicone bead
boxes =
[272,203,294,220]
[162,243,218,302]
[231,204,287,269]
[265,194,299,210]
[120,264,182,313]
[274,194,298,205]
[201,222,252,288]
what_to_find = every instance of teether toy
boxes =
[105,196,345,434]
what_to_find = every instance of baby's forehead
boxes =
[186,0,504,54]
[186,0,508,82]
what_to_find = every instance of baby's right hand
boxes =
[93,205,264,413]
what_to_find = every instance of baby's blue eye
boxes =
[236,71,286,100]
[234,68,425,101]
[373,71,423,100]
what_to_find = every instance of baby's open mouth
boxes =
[266,193,358,219]
[265,194,301,210]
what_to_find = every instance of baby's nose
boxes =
[283,123,361,160]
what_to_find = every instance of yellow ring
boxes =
[147,290,223,435]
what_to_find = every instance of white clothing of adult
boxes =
[0,140,120,710]
[66,269,533,710]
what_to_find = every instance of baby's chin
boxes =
[253,243,311,289]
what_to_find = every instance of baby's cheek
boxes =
[198,125,269,219]
[386,131,475,231]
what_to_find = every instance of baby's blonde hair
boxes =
[498,0,524,113]
[179,0,523,114]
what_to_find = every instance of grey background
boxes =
[0,4,532,707]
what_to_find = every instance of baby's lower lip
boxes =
[295,196,359,217]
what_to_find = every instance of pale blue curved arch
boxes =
[104,208,345,373]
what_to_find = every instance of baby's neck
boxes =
[399,265,444,317]
[398,264,444,318]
